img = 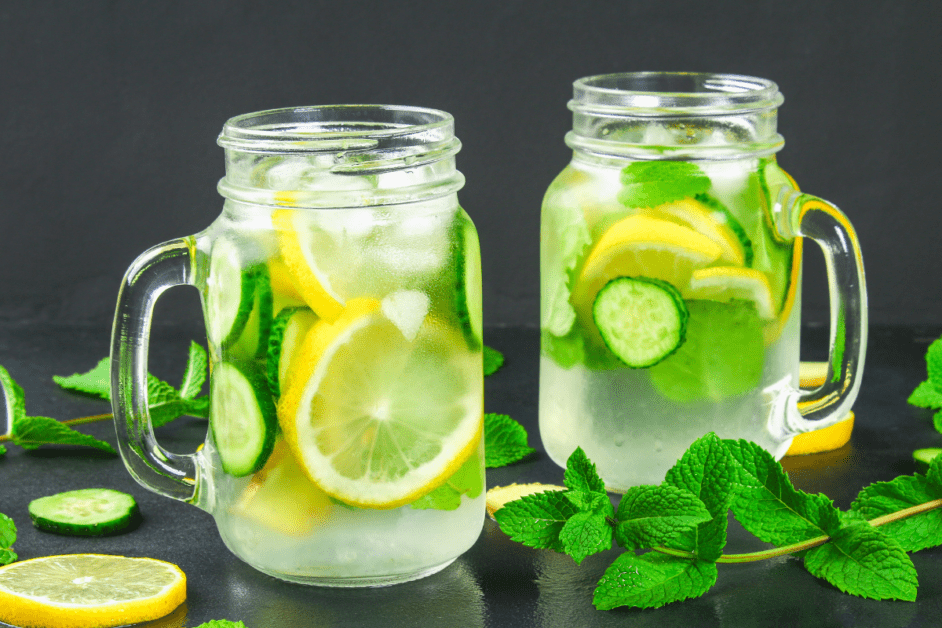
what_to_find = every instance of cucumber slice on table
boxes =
[592,276,688,368]
[28,488,139,536]
[267,306,319,399]
[211,361,277,477]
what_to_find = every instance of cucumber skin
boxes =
[266,306,307,399]
[593,276,688,369]
[210,362,278,478]
[223,264,274,359]
[28,490,140,537]
[453,211,483,351]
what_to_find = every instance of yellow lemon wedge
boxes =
[277,299,483,509]
[232,438,332,536]
[0,554,186,628]
[641,197,747,266]
[571,214,722,342]
[273,210,345,322]
[485,483,567,520]
[785,361,855,456]
[685,266,776,320]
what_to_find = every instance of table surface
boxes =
[1,321,941,628]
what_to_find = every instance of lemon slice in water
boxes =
[273,210,345,322]
[277,298,483,509]
[685,266,776,320]
[0,554,185,628]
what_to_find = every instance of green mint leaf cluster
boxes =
[1,365,114,454]
[483,345,504,376]
[193,621,247,628]
[496,433,942,610]
[617,161,711,209]
[907,338,942,432]
[484,413,535,468]
[55,341,209,427]
[0,513,17,565]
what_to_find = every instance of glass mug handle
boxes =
[110,237,210,508]
[770,190,868,441]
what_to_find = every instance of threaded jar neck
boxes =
[217,105,464,208]
[566,72,785,161]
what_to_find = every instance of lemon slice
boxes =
[685,266,776,320]
[233,439,332,536]
[571,215,722,341]
[642,197,747,266]
[273,210,345,322]
[785,411,855,456]
[0,554,186,628]
[277,298,483,509]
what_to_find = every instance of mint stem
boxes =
[653,497,942,564]
[0,412,114,442]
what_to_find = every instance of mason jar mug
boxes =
[111,105,484,586]
[538,73,867,490]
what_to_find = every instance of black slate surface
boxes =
[1,321,942,627]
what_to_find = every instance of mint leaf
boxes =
[907,381,942,409]
[483,345,504,376]
[804,523,918,601]
[618,161,711,209]
[593,552,717,610]
[0,445,5,457]
[179,341,208,399]
[53,358,111,400]
[540,181,591,336]
[852,475,942,552]
[484,413,535,468]
[494,489,579,552]
[928,452,942,486]
[564,446,607,500]
[194,621,247,628]
[12,415,116,454]
[559,508,614,564]
[614,485,712,550]
[150,396,210,428]
[725,439,841,545]
[663,432,733,561]
[1,365,27,425]
[0,549,15,565]
[928,338,942,389]
[0,513,15,550]
[410,455,483,511]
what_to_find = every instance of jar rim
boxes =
[218,104,457,154]
[571,72,784,116]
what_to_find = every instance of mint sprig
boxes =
[908,337,942,432]
[0,342,209,454]
[0,513,16,565]
[484,345,504,376]
[495,433,942,609]
[484,413,535,468]
[617,161,711,209]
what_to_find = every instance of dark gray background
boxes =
[0,1,938,328]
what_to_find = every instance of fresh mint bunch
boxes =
[495,433,942,610]
[908,337,942,432]
[617,161,712,209]
[54,341,209,427]
[0,513,16,565]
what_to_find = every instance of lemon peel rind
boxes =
[273,209,345,322]
[0,554,186,628]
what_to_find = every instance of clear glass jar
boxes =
[112,105,484,586]
[539,73,867,490]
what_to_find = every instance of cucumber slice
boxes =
[210,361,277,477]
[592,276,688,368]
[267,306,319,399]
[454,212,483,350]
[692,193,753,267]
[207,239,255,347]
[28,488,139,536]
[913,448,942,474]
[227,264,274,360]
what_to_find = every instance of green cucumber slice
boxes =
[227,264,274,360]
[28,488,139,536]
[454,211,483,350]
[210,361,277,477]
[592,276,688,368]
[207,239,255,347]
[913,448,942,474]
[692,193,753,267]
[267,306,319,399]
